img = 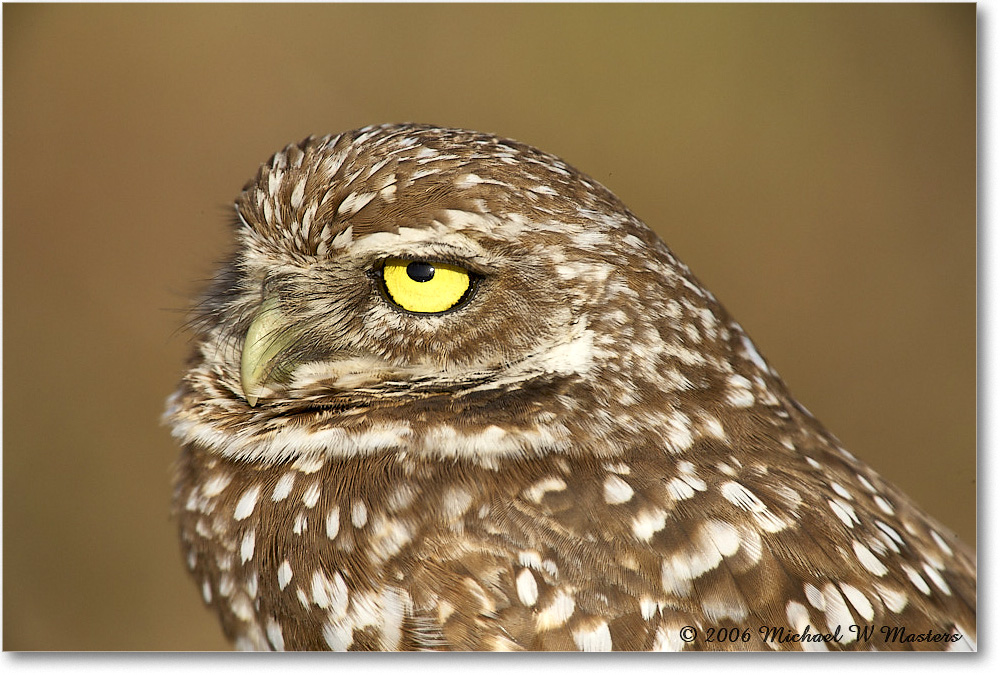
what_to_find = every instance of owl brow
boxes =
[374,254,488,277]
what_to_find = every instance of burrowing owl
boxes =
[166,124,975,651]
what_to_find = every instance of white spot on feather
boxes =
[369,517,414,561]
[632,508,667,541]
[839,584,874,621]
[518,550,543,572]
[856,474,877,492]
[292,456,324,474]
[202,473,231,498]
[272,473,295,502]
[230,595,254,623]
[603,462,631,475]
[666,477,695,500]
[572,621,612,651]
[351,501,368,528]
[740,334,769,372]
[874,521,903,552]
[720,481,767,512]
[322,622,353,651]
[523,476,566,503]
[804,583,825,610]
[311,570,349,619]
[664,412,695,451]
[822,584,856,643]
[662,520,739,594]
[516,569,538,607]
[536,589,576,631]
[441,486,474,520]
[873,495,895,515]
[875,583,909,613]
[652,625,685,651]
[336,190,377,216]
[302,481,321,508]
[701,415,727,439]
[379,587,407,650]
[852,540,888,576]
[277,560,292,590]
[830,482,853,500]
[240,529,255,563]
[785,600,811,637]
[738,526,764,564]
[828,499,858,528]
[702,519,741,557]
[265,618,285,651]
[930,529,954,556]
[234,486,261,520]
[726,375,755,407]
[290,177,306,210]
[218,573,234,597]
[922,562,952,595]
[603,475,634,504]
[325,507,341,539]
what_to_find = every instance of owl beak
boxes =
[240,297,293,407]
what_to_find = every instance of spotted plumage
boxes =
[166,124,976,651]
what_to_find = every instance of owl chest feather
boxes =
[174,433,976,651]
[174,442,687,650]
[174,444,572,649]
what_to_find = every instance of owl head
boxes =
[168,124,775,468]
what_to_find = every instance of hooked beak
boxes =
[240,297,296,406]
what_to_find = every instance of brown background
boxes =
[3,4,975,650]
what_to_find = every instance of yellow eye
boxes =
[381,258,473,314]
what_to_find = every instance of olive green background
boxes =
[3,4,975,651]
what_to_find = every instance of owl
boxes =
[166,124,975,651]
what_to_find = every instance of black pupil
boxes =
[406,262,436,283]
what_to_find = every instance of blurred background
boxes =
[3,4,975,651]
